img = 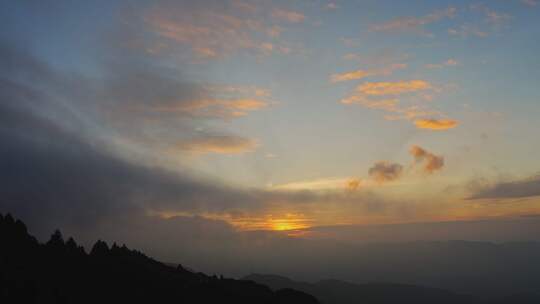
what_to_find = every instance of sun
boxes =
[269,215,311,231]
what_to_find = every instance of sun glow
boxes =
[269,217,311,231]
[150,210,313,233]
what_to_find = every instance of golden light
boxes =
[269,214,312,231]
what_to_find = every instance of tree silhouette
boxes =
[1,213,320,304]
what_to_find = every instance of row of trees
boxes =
[1,213,319,304]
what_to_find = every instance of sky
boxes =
[1,0,540,249]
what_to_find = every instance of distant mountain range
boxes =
[244,274,540,304]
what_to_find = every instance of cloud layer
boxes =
[468,174,540,200]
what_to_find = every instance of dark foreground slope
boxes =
[0,213,318,304]
[244,274,540,304]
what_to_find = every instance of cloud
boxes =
[343,53,362,61]
[449,4,511,39]
[485,10,512,25]
[357,80,431,96]
[522,0,538,6]
[410,145,445,174]
[448,24,489,38]
[370,7,456,34]
[272,177,360,191]
[425,59,458,69]
[0,38,404,245]
[340,80,459,129]
[150,98,269,119]
[326,2,338,10]
[176,135,258,155]
[271,8,305,23]
[346,179,362,191]
[368,162,404,183]
[471,4,512,26]
[142,1,300,60]
[0,43,272,235]
[330,64,407,83]
[468,174,540,200]
[101,61,271,123]
[414,119,459,130]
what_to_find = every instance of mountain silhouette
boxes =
[3,212,540,304]
[0,213,319,304]
[243,273,540,304]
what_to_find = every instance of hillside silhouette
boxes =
[0,213,318,304]
[243,272,540,304]
[3,213,540,304]
[244,274,477,304]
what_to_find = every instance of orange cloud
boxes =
[330,64,407,83]
[150,98,268,119]
[357,80,431,96]
[370,7,456,34]
[368,161,404,183]
[144,84,272,120]
[414,119,459,130]
[176,136,258,155]
[346,178,362,191]
[410,145,444,174]
[340,84,445,124]
[143,2,299,60]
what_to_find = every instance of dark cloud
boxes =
[0,43,396,242]
[368,161,404,183]
[467,174,540,200]
[0,43,265,235]
[410,145,444,174]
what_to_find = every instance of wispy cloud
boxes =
[370,7,456,35]
[357,80,431,96]
[271,177,362,191]
[522,0,538,6]
[471,4,512,26]
[326,2,338,10]
[151,98,268,119]
[425,59,458,69]
[330,64,407,83]
[449,4,512,38]
[341,80,436,119]
[271,8,306,23]
[341,79,458,130]
[143,1,302,60]
[448,24,489,38]
[176,135,258,155]
[116,81,272,121]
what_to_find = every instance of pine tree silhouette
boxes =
[1,213,320,304]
